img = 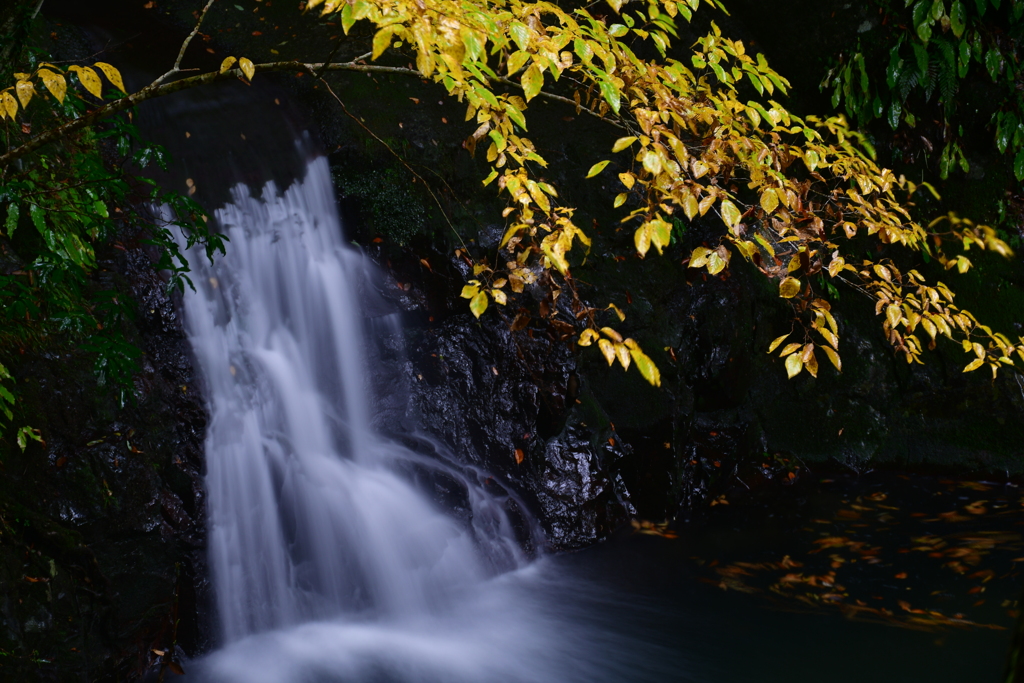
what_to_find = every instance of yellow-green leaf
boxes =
[759,188,778,214]
[768,333,789,354]
[779,343,802,357]
[521,63,543,101]
[372,28,395,59]
[779,276,801,298]
[720,198,741,232]
[587,160,610,178]
[963,357,984,373]
[629,346,662,387]
[614,193,627,208]
[93,62,125,92]
[239,57,256,81]
[461,284,480,299]
[707,251,726,275]
[220,56,238,74]
[612,136,637,153]
[470,291,488,318]
[785,352,803,378]
[822,345,842,372]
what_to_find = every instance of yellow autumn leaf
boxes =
[70,66,103,98]
[612,136,637,153]
[767,333,790,354]
[1,91,17,120]
[822,345,842,372]
[598,338,616,365]
[14,80,33,108]
[779,277,801,298]
[963,357,984,373]
[601,326,623,343]
[220,56,238,74]
[885,304,902,328]
[759,187,779,214]
[37,69,66,103]
[239,58,256,81]
[460,284,479,299]
[93,62,125,92]
[615,342,631,370]
[579,329,600,346]
[719,199,741,232]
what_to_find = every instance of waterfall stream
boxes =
[176,154,674,682]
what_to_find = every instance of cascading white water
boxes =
[180,156,529,643]
[177,154,683,683]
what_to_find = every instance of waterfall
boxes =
[176,153,681,683]
[180,156,530,642]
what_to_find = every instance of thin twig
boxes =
[0,57,629,169]
[152,0,216,87]
[316,76,468,251]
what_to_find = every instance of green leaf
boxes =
[975,0,987,16]
[4,203,18,238]
[984,48,1002,81]
[950,0,967,37]
[888,99,903,129]
[1014,149,1024,181]
[912,42,930,78]
[469,291,488,318]
[912,0,933,42]
[599,80,621,114]
[586,160,610,178]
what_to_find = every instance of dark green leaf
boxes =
[950,0,967,37]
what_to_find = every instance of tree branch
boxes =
[0,58,625,169]
[152,0,216,87]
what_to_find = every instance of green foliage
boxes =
[822,0,1024,181]
[0,42,224,440]
[333,166,429,245]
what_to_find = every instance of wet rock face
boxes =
[400,315,631,550]
[0,240,209,681]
